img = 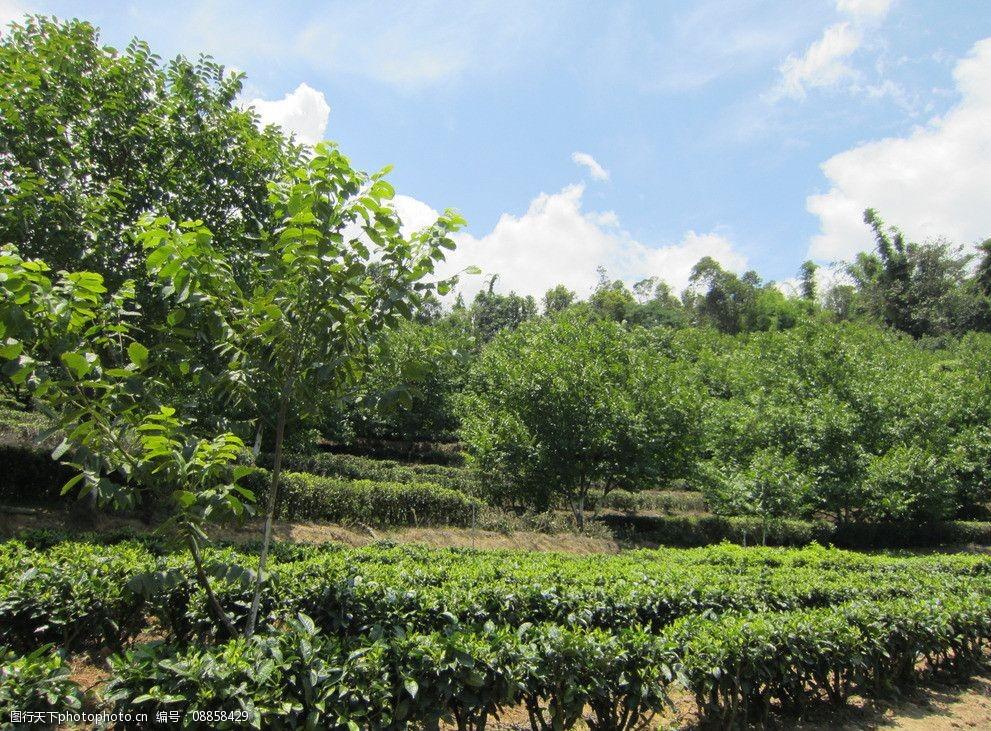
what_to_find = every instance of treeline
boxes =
[334,238,991,529]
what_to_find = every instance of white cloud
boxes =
[772,22,862,100]
[247,83,330,146]
[807,37,991,261]
[571,152,610,181]
[396,184,746,302]
[769,0,894,101]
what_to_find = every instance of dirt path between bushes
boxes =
[0,506,623,554]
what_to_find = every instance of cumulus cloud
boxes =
[395,185,746,302]
[772,22,863,100]
[247,83,330,146]
[770,0,894,101]
[807,37,991,261]
[571,152,610,181]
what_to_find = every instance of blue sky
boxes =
[2,0,990,299]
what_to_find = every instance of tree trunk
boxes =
[570,490,586,531]
[186,532,236,638]
[244,396,288,637]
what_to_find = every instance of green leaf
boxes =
[128,342,149,369]
[60,472,85,496]
[60,351,93,378]
[0,339,22,360]
[51,438,71,461]
[174,490,196,508]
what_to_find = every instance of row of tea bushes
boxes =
[265,452,475,494]
[105,619,672,730]
[597,513,991,548]
[0,645,83,717]
[5,539,991,651]
[9,592,986,729]
[241,468,486,528]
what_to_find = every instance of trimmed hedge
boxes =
[319,438,464,465]
[266,452,475,494]
[0,540,152,652]
[675,594,991,726]
[596,513,991,548]
[244,469,485,528]
[597,514,826,547]
[102,594,991,730]
[596,489,708,515]
[831,520,991,548]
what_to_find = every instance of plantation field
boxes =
[3,537,991,728]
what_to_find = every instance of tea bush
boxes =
[0,645,83,715]
[243,469,485,528]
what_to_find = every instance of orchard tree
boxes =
[458,312,702,528]
[0,16,299,291]
[702,448,810,544]
[470,277,538,342]
[345,318,475,443]
[0,246,252,636]
[138,143,465,635]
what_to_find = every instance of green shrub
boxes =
[519,625,675,731]
[105,614,396,729]
[268,452,475,494]
[0,645,83,715]
[674,608,863,725]
[673,594,991,726]
[596,513,991,548]
[596,489,643,514]
[105,619,672,731]
[0,540,153,651]
[244,469,485,528]
[596,514,826,547]
[320,440,464,465]
[830,520,991,548]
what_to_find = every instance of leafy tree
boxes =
[0,246,252,636]
[469,280,537,342]
[138,144,464,635]
[346,318,475,442]
[589,268,637,322]
[685,257,804,334]
[0,16,298,291]
[703,448,809,544]
[685,257,753,334]
[458,312,701,528]
[799,261,819,302]
[848,208,981,337]
[542,284,575,315]
[629,280,688,329]
[693,322,991,523]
